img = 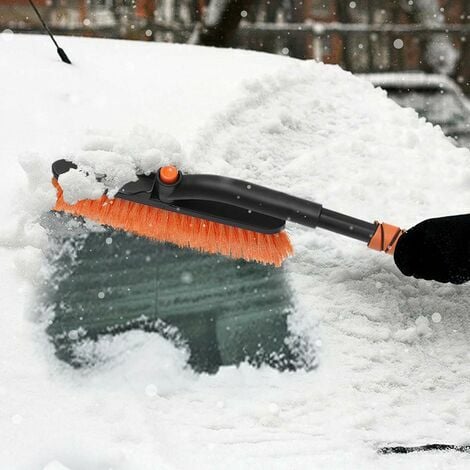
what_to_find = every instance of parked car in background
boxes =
[361,73,470,149]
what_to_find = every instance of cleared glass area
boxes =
[41,213,310,373]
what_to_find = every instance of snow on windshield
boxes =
[1,34,470,469]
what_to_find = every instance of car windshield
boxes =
[384,86,468,128]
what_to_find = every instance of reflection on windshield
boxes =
[386,89,466,127]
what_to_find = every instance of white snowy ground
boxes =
[1,33,470,469]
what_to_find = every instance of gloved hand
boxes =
[394,214,470,284]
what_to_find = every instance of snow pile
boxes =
[2,34,470,469]
[57,169,105,204]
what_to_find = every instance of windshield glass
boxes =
[41,213,309,373]
[385,87,468,128]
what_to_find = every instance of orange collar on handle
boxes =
[368,222,404,255]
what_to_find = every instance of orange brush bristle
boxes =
[52,179,293,266]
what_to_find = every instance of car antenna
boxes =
[28,0,72,64]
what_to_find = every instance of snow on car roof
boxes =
[2,34,470,469]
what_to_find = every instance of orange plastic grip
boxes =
[368,222,404,255]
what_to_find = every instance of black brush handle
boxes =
[318,208,377,243]
[157,173,376,243]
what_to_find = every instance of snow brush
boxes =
[51,159,404,267]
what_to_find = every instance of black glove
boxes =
[394,214,470,284]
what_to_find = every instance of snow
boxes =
[57,168,105,204]
[2,34,470,469]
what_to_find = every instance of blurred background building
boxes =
[1,0,469,93]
